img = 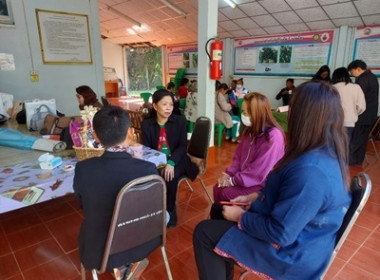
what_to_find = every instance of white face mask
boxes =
[236,85,243,90]
[241,114,252,127]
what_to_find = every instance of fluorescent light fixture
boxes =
[133,24,150,33]
[126,28,136,35]
[106,5,142,27]
[224,0,236,8]
[159,0,187,17]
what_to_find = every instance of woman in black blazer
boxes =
[142,89,199,227]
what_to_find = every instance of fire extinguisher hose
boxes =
[205,38,215,61]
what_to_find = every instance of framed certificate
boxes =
[36,9,93,64]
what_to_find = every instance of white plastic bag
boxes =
[0,92,14,117]
[24,99,56,130]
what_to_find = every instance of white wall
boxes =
[101,39,125,85]
[0,0,103,115]
[165,26,380,112]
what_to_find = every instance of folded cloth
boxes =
[0,128,66,152]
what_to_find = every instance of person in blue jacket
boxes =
[193,81,352,280]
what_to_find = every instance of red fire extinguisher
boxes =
[206,38,223,80]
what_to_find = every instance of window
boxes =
[126,47,162,95]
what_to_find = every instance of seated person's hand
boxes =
[223,205,246,222]
[231,192,259,208]
[218,173,230,188]
[162,164,174,182]
[6,107,13,118]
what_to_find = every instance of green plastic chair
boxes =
[179,98,186,109]
[188,121,195,133]
[214,123,225,147]
[156,85,166,90]
[174,68,185,94]
[272,111,288,132]
[237,98,244,116]
[140,92,152,103]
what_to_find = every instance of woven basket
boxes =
[73,146,105,161]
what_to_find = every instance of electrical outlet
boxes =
[30,70,39,82]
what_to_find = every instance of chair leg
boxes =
[81,263,86,280]
[199,176,214,203]
[161,246,173,280]
[185,179,194,192]
[91,269,99,280]
[215,124,224,147]
[370,139,379,159]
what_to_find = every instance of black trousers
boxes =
[165,157,199,212]
[210,202,225,220]
[193,219,236,280]
[349,124,372,165]
[164,163,186,212]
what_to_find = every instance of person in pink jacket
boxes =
[213,92,285,202]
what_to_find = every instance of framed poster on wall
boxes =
[234,30,334,76]
[353,25,380,76]
[167,43,198,75]
[36,9,93,64]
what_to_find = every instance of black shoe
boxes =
[167,210,177,228]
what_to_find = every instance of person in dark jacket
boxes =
[312,65,331,82]
[348,59,379,165]
[74,106,158,278]
[142,89,199,227]
[167,81,181,116]
[275,78,295,106]
[76,85,103,110]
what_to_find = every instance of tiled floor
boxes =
[1,140,380,280]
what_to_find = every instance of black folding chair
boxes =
[81,175,173,280]
[320,172,372,278]
[179,116,213,203]
[101,96,109,107]
[366,116,380,162]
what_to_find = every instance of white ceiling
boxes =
[98,0,380,47]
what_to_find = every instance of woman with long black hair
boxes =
[193,81,351,280]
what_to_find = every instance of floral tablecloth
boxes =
[0,157,77,213]
[0,146,167,213]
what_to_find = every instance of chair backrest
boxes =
[127,110,144,143]
[127,110,144,130]
[187,116,211,173]
[335,172,371,248]
[140,92,152,103]
[179,98,186,109]
[99,175,167,273]
[369,116,380,141]
[321,172,371,278]
[237,98,244,116]
[101,96,109,107]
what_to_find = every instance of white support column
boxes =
[197,0,219,145]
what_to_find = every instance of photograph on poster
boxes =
[167,43,199,75]
[279,46,292,63]
[259,47,278,64]
[0,0,15,26]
